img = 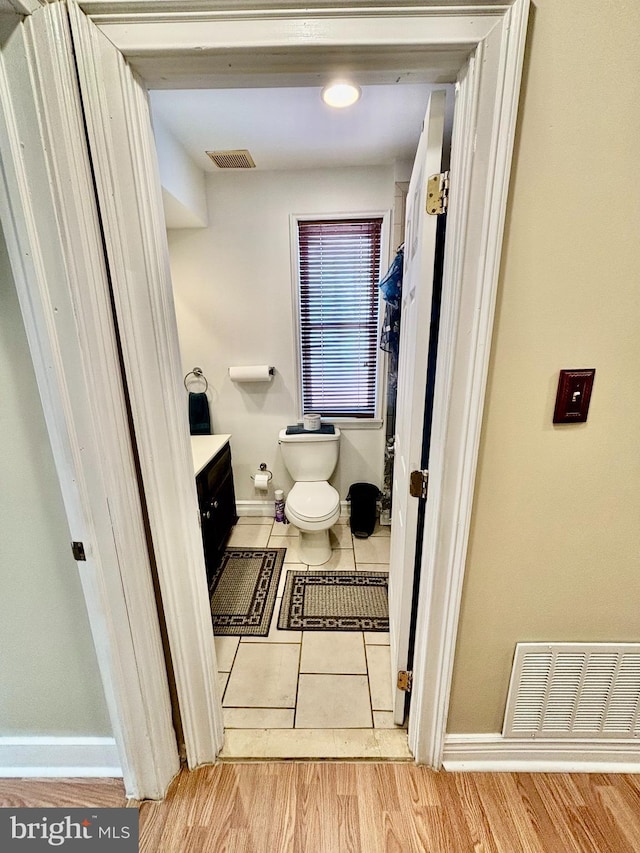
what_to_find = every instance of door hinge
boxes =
[71,541,86,562]
[397,670,413,692]
[409,469,429,499]
[426,170,450,215]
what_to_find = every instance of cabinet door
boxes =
[200,505,220,585]
[197,446,238,584]
[208,471,236,556]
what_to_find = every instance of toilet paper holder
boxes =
[250,462,273,484]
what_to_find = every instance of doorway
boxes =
[149,81,453,756]
[2,0,528,797]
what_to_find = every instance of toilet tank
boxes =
[278,427,340,481]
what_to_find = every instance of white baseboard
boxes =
[0,736,122,778]
[443,733,640,773]
[236,500,274,517]
[236,499,351,519]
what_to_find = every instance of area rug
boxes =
[278,570,389,631]
[209,548,286,636]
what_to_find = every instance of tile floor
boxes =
[214,516,401,732]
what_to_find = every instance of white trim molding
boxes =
[2,0,44,16]
[0,4,179,798]
[80,0,514,20]
[236,500,352,519]
[443,734,640,774]
[0,738,122,778]
[407,0,530,766]
[236,500,275,518]
[67,0,223,768]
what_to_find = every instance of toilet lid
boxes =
[287,482,340,523]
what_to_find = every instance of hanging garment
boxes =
[378,247,403,355]
[378,246,404,523]
[379,246,403,308]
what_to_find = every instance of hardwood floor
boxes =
[0,776,126,808]
[2,764,640,852]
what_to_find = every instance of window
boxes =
[295,217,384,420]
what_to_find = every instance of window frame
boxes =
[290,210,391,428]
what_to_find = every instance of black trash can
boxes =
[347,482,381,539]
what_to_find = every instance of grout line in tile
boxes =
[292,629,303,730]
[219,672,229,705]
[364,638,375,728]
[219,634,242,684]
[300,671,369,676]
[224,705,295,710]
[298,672,373,680]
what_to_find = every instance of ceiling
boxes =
[149,83,452,173]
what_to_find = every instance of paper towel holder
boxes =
[229,365,275,382]
[250,462,273,484]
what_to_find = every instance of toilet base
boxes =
[298,529,332,566]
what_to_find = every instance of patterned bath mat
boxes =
[209,548,285,636]
[278,570,389,631]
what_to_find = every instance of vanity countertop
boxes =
[191,434,232,476]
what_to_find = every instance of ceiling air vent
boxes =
[206,149,256,169]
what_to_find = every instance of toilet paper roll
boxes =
[229,365,273,382]
[303,413,321,431]
[253,472,270,491]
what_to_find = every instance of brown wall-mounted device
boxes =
[553,369,596,424]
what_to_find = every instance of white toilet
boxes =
[278,426,341,565]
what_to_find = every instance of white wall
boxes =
[0,225,112,737]
[168,166,395,505]
[153,113,208,228]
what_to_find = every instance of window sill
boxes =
[320,418,384,430]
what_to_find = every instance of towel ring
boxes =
[184,367,208,393]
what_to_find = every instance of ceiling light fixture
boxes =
[321,82,361,109]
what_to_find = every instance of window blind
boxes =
[297,218,383,418]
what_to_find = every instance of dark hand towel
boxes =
[189,392,211,435]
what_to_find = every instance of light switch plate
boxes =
[553,369,595,424]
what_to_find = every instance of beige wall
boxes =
[447,0,640,733]
[0,226,112,737]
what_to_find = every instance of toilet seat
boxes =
[286,481,340,525]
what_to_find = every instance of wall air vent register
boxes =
[504,643,640,739]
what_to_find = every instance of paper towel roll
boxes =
[229,365,273,382]
[254,472,270,491]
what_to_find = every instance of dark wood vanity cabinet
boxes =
[196,442,237,582]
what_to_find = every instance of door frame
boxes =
[0,3,181,799]
[81,0,530,768]
[0,0,529,790]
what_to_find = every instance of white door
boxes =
[66,1,223,767]
[388,90,446,725]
